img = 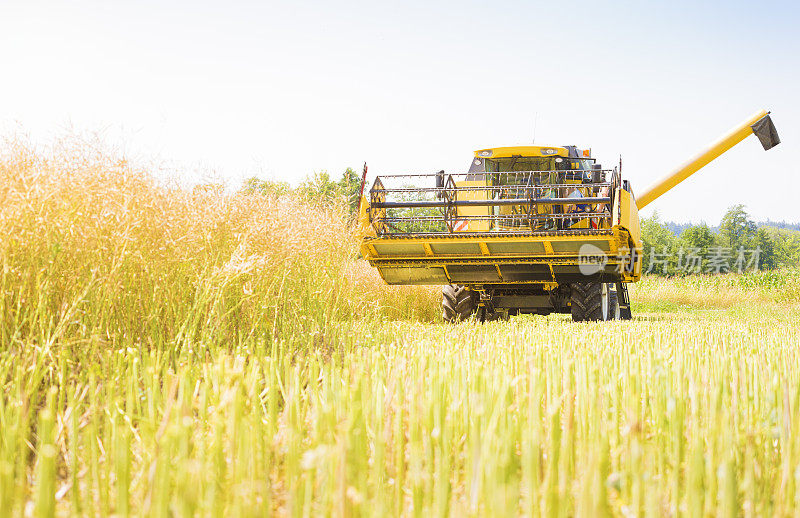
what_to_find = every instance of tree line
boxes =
[641,205,800,275]
[243,168,362,214]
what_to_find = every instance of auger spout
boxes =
[636,110,780,210]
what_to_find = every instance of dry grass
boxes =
[0,136,436,353]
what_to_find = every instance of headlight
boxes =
[478,150,492,157]
[541,148,556,155]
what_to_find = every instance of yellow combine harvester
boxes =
[358,110,780,322]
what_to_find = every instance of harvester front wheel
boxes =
[442,285,478,322]
[570,282,618,322]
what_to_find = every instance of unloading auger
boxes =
[357,110,780,322]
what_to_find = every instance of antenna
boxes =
[532,112,538,144]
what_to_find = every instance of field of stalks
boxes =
[1,138,800,517]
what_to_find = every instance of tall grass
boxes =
[0,136,436,351]
[1,136,799,515]
[631,270,800,310]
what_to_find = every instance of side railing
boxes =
[368,170,618,236]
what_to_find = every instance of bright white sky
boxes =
[1,0,798,223]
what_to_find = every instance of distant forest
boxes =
[642,207,800,275]
[663,219,800,235]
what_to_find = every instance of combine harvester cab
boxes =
[359,110,780,322]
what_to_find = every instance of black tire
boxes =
[570,282,616,322]
[442,285,478,322]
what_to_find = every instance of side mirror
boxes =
[591,164,603,183]
[435,170,445,199]
[436,170,444,189]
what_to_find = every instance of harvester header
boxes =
[358,110,780,322]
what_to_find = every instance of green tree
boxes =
[299,171,339,200]
[678,224,715,274]
[640,212,679,275]
[243,168,364,214]
[300,167,362,214]
[764,227,800,268]
[680,224,715,255]
[337,167,362,214]
[241,177,291,197]
[753,228,777,270]
[718,204,756,251]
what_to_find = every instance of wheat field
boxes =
[1,138,799,516]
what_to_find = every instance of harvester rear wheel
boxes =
[442,285,478,322]
[570,282,617,322]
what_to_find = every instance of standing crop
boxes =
[0,137,798,516]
